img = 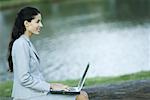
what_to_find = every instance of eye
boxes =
[37,20,40,23]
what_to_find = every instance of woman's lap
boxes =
[13,94,76,100]
[32,94,76,100]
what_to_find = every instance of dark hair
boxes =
[7,7,40,72]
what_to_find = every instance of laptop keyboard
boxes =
[68,87,77,91]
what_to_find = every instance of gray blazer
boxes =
[12,35,50,99]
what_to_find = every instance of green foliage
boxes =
[0,81,12,97]
[0,0,42,10]
[84,71,150,86]
[61,71,150,86]
[0,0,11,1]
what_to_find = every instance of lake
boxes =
[0,0,150,82]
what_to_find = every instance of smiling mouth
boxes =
[37,28,41,32]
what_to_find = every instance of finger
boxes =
[80,91,88,97]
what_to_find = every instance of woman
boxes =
[8,7,89,100]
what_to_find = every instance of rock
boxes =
[83,80,150,100]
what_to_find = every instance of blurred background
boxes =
[0,0,150,83]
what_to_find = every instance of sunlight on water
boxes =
[36,22,150,80]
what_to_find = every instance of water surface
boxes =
[0,0,150,81]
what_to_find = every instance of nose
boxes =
[40,22,43,27]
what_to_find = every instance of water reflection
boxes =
[0,0,150,81]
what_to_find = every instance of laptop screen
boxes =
[77,63,90,90]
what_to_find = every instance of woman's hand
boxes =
[50,83,69,91]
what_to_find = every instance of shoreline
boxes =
[0,0,104,10]
[0,0,44,10]
[0,71,150,97]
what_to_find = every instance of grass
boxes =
[0,81,12,97]
[60,70,150,86]
[0,71,150,97]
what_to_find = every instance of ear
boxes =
[24,20,30,27]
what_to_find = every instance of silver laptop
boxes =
[50,63,90,95]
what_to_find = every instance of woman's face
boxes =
[25,13,43,35]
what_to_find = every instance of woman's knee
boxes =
[76,91,89,100]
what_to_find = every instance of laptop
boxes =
[50,63,90,95]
